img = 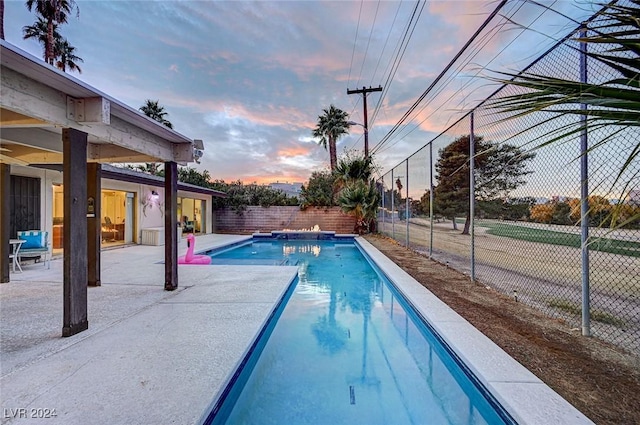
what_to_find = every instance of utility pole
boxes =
[346,85,382,157]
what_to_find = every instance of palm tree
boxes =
[55,38,82,73]
[487,1,640,228]
[312,105,350,171]
[334,154,375,187]
[25,0,78,65]
[140,100,174,129]
[138,100,174,176]
[23,17,60,59]
[23,19,82,74]
[338,179,380,234]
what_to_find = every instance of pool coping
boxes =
[356,237,595,425]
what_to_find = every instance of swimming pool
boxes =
[201,237,514,425]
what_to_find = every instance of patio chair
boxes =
[16,230,50,269]
[102,216,119,241]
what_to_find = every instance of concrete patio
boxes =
[1,234,297,424]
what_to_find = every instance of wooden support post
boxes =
[62,128,89,337]
[164,161,178,291]
[0,163,10,283]
[87,163,101,287]
[346,85,383,157]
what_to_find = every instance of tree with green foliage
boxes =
[312,105,350,171]
[488,1,640,228]
[337,179,380,234]
[209,180,298,214]
[299,170,337,208]
[334,151,375,187]
[54,38,82,72]
[138,100,173,175]
[23,18,82,73]
[476,197,536,221]
[25,0,78,66]
[23,17,58,56]
[178,167,211,187]
[417,190,431,216]
[434,134,535,234]
[334,153,380,234]
[140,100,173,129]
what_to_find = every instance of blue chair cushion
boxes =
[18,231,46,249]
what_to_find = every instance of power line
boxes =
[376,1,612,177]
[346,0,423,152]
[354,0,382,89]
[375,0,530,155]
[370,0,426,128]
[370,0,509,155]
[370,0,404,86]
[347,0,364,89]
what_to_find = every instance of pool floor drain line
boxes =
[349,385,356,405]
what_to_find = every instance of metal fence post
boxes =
[470,113,476,282]
[380,177,385,235]
[580,26,591,336]
[391,169,395,240]
[429,143,434,258]
[406,159,410,247]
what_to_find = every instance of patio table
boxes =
[9,238,25,273]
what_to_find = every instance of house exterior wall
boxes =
[215,206,357,234]
[9,165,58,237]
[8,166,213,245]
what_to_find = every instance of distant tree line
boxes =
[209,180,299,213]
[530,197,640,229]
[412,193,639,229]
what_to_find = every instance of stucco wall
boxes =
[215,206,357,234]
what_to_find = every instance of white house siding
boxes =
[9,165,214,246]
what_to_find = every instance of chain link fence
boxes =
[377,2,640,355]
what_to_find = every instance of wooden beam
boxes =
[0,163,10,283]
[1,67,191,163]
[62,128,89,337]
[87,163,101,287]
[164,161,178,291]
[87,143,163,163]
[66,96,110,124]
[1,127,63,152]
[0,147,63,164]
[0,108,48,127]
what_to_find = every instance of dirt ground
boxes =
[364,233,640,425]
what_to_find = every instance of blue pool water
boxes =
[204,238,513,425]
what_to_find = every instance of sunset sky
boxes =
[3,0,596,185]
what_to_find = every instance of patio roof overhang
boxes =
[0,40,195,165]
[1,40,198,325]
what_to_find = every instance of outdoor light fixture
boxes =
[193,139,205,164]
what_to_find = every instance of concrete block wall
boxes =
[215,206,357,234]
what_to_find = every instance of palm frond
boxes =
[485,1,639,230]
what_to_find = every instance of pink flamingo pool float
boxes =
[178,233,211,265]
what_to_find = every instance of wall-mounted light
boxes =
[142,190,162,217]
